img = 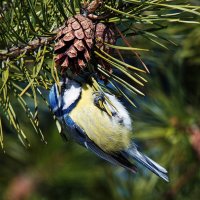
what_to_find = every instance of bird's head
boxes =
[49,78,82,117]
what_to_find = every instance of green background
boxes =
[0,1,200,200]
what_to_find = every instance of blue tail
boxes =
[126,145,169,182]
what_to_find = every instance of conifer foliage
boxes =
[0,0,200,147]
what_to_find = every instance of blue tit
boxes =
[49,78,168,182]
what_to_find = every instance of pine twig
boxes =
[0,26,66,61]
[86,0,103,13]
[0,1,104,61]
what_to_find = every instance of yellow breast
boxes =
[69,84,131,152]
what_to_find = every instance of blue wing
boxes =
[62,114,137,173]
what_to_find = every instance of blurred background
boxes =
[0,1,200,200]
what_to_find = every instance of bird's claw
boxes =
[93,91,105,109]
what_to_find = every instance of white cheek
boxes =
[62,81,82,110]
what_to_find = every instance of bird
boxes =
[49,78,169,182]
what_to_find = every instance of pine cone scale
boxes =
[74,29,85,40]
[85,29,94,38]
[61,57,69,67]
[74,39,85,51]
[54,40,66,52]
[81,20,90,30]
[63,26,72,34]
[63,32,75,42]
[67,46,77,58]
[85,38,93,48]
[84,50,90,62]
[72,21,81,30]
[78,59,85,68]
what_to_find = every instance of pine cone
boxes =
[95,23,116,51]
[54,14,95,74]
[95,23,116,79]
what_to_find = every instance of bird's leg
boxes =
[93,91,105,110]
[93,91,124,124]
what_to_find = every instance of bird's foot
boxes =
[93,91,105,110]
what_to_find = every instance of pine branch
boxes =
[0,0,104,61]
[0,34,56,60]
